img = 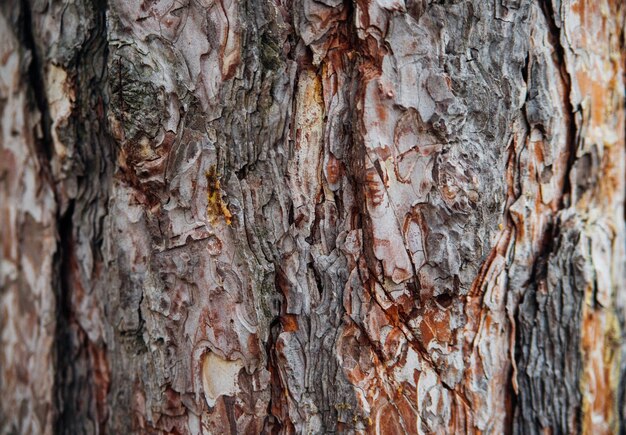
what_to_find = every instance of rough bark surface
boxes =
[1,0,625,434]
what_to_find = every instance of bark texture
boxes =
[1,0,625,433]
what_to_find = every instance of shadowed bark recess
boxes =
[0,0,625,434]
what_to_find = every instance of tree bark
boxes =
[1,0,625,433]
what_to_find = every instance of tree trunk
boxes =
[1,0,625,433]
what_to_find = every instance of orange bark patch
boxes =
[281,315,299,332]
[205,166,232,225]
[580,307,620,433]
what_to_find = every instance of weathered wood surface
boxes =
[1,0,625,433]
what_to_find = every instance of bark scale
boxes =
[0,0,625,433]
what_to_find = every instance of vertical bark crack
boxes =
[18,0,113,430]
[19,0,53,163]
[16,2,77,427]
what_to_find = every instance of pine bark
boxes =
[1,0,625,433]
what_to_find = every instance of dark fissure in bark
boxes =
[19,0,53,163]
[54,201,86,434]
[263,316,286,434]
[30,0,112,430]
[17,2,80,428]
